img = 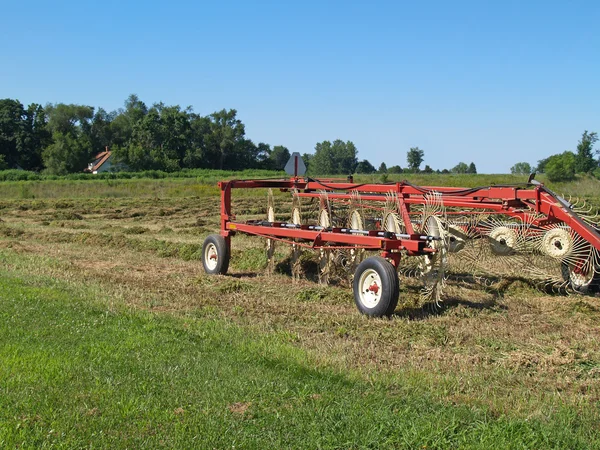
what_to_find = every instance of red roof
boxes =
[85,150,112,172]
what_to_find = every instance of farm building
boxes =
[85,148,127,174]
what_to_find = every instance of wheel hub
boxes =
[488,226,517,256]
[541,227,573,259]
[358,269,382,308]
[204,243,218,271]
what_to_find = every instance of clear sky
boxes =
[1,0,599,173]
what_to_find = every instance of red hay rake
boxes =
[202,176,600,317]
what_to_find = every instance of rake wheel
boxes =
[266,189,276,274]
[561,262,599,294]
[318,204,332,285]
[352,256,399,317]
[291,196,303,280]
[419,215,448,306]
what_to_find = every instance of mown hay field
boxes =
[1,174,599,448]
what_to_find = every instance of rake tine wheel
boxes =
[266,188,276,274]
[291,189,303,281]
[529,223,600,293]
[382,192,405,235]
[318,191,332,285]
[417,192,449,308]
[347,191,366,279]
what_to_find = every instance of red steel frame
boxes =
[218,178,600,268]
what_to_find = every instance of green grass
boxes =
[1,170,599,202]
[0,272,598,449]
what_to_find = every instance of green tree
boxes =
[467,162,477,174]
[378,162,387,173]
[406,147,424,172]
[536,157,550,173]
[575,130,598,173]
[90,108,115,155]
[302,152,313,171]
[205,109,246,170]
[451,162,469,173]
[110,94,148,148]
[388,165,403,174]
[182,114,211,169]
[355,159,376,174]
[309,140,358,175]
[545,151,576,182]
[45,103,94,136]
[43,131,91,175]
[0,99,50,171]
[511,162,532,175]
[43,103,95,173]
[423,164,434,173]
[269,145,290,170]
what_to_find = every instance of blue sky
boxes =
[2,0,599,173]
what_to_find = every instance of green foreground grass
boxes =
[0,272,598,449]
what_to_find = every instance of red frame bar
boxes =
[219,178,600,253]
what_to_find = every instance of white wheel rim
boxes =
[358,268,382,308]
[569,267,594,287]
[488,226,517,256]
[204,243,218,270]
[542,228,573,259]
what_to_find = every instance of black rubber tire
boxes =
[202,234,230,275]
[352,256,399,317]
[561,262,600,294]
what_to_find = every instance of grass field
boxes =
[1,174,600,448]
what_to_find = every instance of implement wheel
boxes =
[352,257,399,317]
[561,261,600,294]
[202,234,230,275]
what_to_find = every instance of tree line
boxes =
[0,95,292,174]
[0,94,482,180]
[0,95,478,177]
[511,131,599,181]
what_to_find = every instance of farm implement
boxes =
[202,176,600,317]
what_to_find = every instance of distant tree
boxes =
[181,114,211,169]
[545,151,576,182]
[407,147,424,172]
[269,145,290,170]
[90,108,115,155]
[0,99,49,171]
[43,131,91,175]
[536,157,550,173]
[355,159,376,174]
[302,153,313,171]
[511,162,532,175]
[203,109,246,170]
[378,162,387,173]
[254,142,271,165]
[309,140,358,175]
[110,94,148,148]
[43,103,95,173]
[45,103,94,136]
[423,164,434,173]
[441,169,450,174]
[468,162,477,174]
[575,130,598,173]
[388,165,403,174]
[451,162,469,174]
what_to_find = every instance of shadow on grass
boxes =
[394,296,506,321]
